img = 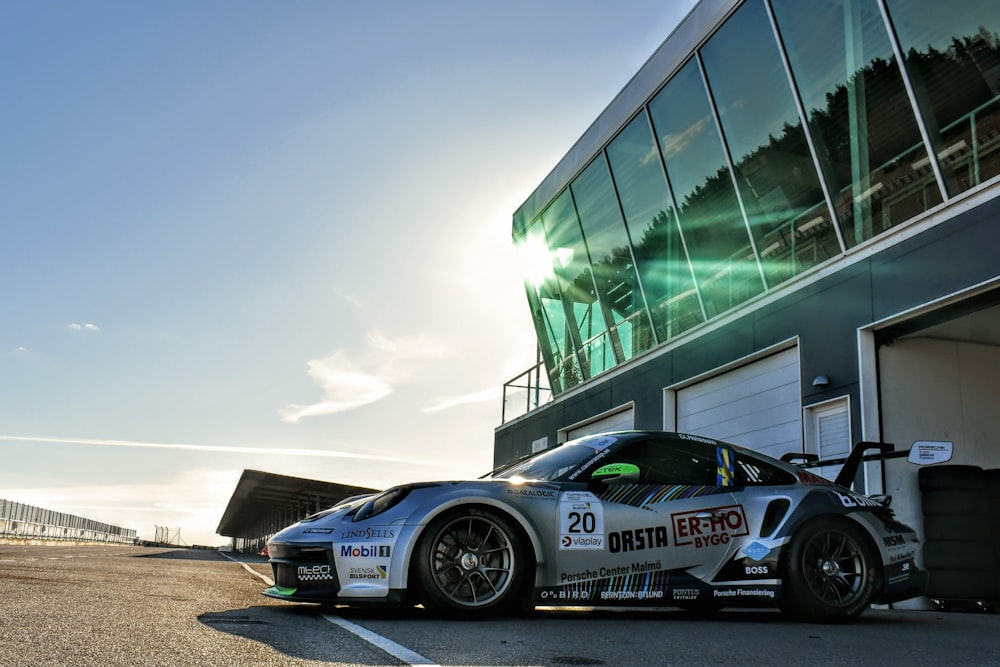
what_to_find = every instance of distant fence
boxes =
[0,498,137,544]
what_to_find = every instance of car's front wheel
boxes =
[783,517,876,622]
[415,507,527,617]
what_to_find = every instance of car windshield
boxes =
[491,443,604,482]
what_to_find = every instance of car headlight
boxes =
[352,483,435,522]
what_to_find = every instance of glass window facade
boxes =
[885,0,1000,194]
[515,0,1000,394]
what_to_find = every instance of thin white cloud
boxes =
[422,386,501,414]
[15,346,28,353]
[335,291,366,311]
[280,330,449,423]
[0,434,431,465]
[68,322,101,332]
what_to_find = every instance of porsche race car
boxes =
[264,431,948,621]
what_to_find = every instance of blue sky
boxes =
[0,0,697,545]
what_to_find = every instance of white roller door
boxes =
[564,406,635,441]
[676,348,801,459]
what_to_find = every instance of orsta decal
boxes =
[672,504,749,548]
[607,525,668,553]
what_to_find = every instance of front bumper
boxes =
[264,542,341,603]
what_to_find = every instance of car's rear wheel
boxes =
[783,518,876,622]
[415,507,526,617]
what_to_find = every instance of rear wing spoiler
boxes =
[781,440,953,488]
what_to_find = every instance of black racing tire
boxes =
[414,507,528,618]
[782,518,877,622]
[918,465,984,492]
[922,515,986,542]
[985,469,1000,499]
[920,489,989,516]
[923,540,996,571]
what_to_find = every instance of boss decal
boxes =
[672,504,749,548]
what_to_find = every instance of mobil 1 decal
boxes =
[559,491,605,549]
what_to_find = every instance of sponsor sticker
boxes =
[835,491,883,508]
[607,525,668,553]
[742,541,770,561]
[340,543,391,559]
[558,492,605,549]
[671,504,749,548]
[348,565,388,580]
[507,488,556,499]
[297,564,335,581]
[339,527,396,540]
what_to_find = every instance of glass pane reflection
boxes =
[770,0,942,246]
[701,0,842,287]
[887,0,1000,193]
[648,59,764,317]
[606,113,705,341]
[541,190,616,380]
[571,156,655,362]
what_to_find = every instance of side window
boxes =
[734,451,797,486]
[611,438,718,486]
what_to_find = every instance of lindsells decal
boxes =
[338,527,396,540]
[506,488,556,498]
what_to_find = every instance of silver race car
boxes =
[264,431,946,621]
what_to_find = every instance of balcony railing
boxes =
[501,359,552,424]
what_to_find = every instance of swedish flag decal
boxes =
[716,447,734,486]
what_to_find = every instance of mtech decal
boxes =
[672,504,749,548]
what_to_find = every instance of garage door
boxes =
[676,348,801,460]
[565,407,635,441]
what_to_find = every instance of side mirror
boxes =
[591,463,640,485]
[907,441,953,465]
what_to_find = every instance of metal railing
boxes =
[501,359,553,424]
[0,498,137,544]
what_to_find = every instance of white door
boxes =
[675,348,801,460]
[565,407,635,441]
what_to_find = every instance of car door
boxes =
[552,435,742,604]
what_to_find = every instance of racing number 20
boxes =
[567,511,597,534]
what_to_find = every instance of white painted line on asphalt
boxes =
[222,552,439,667]
[320,613,441,667]
[219,551,275,585]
